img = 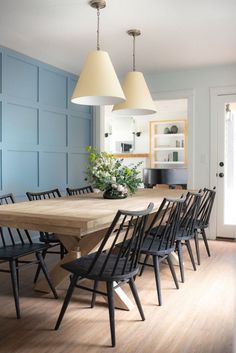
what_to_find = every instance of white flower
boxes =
[111,183,117,189]
[117,184,124,192]
[93,188,101,193]
[111,176,116,182]
[123,187,128,194]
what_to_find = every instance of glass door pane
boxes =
[224,102,236,225]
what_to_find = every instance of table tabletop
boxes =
[0,188,184,236]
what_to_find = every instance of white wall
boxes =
[145,64,236,189]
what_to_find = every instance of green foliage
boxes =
[85,146,143,196]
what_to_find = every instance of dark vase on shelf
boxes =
[103,189,127,200]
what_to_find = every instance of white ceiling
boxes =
[0,0,235,76]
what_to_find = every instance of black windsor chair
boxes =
[55,202,154,347]
[132,196,185,306]
[26,188,66,283]
[194,187,216,265]
[175,191,202,283]
[0,193,58,319]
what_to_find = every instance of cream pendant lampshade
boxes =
[71,0,125,106]
[112,29,156,116]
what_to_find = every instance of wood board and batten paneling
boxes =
[0,47,92,199]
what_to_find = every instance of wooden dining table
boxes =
[0,188,184,310]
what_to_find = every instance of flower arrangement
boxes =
[85,146,142,199]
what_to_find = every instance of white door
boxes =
[216,94,236,238]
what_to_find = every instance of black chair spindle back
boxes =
[178,192,202,239]
[26,188,61,201]
[84,203,154,280]
[197,187,216,228]
[66,186,93,196]
[145,197,185,253]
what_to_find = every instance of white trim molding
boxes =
[210,85,236,239]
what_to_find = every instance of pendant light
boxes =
[71,0,126,106]
[112,29,156,115]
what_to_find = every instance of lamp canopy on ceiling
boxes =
[71,0,126,106]
[112,29,156,116]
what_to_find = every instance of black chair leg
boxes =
[55,274,78,330]
[139,254,149,276]
[194,231,201,265]
[128,277,145,321]
[15,259,20,290]
[167,254,179,289]
[106,281,116,347]
[9,260,20,319]
[177,241,185,283]
[202,228,211,257]
[91,280,98,308]
[36,252,58,299]
[186,240,197,271]
[153,255,162,306]
[34,249,47,284]
[60,243,65,260]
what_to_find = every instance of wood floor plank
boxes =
[0,240,235,353]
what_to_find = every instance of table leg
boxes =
[169,251,180,266]
[34,235,80,293]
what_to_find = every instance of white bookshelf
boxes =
[150,120,187,168]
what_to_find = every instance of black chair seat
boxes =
[175,228,195,240]
[0,243,48,259]
[39,232,59,243]
[62,252,139,281]
[140,237,175,256]
[117,236,174,256]
[195,219,208,229]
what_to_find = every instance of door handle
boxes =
[219,172,224,178]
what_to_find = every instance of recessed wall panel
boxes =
[1,47,92,198]
[39,152,67,189]
[0,102,2,142]
[5,103,38,145]
[5,151,38,195]
[6,55,38,101]
[40,69,67,109]
[0,52,2,94]
[68,116,91,149]
[68,153,88,187]
[0,149,2,190]
[39,110,67,147]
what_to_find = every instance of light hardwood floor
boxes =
[0,240,235,353]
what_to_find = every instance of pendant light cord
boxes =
[133,34,136,71]
[97,7,100,50]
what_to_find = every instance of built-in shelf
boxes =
[154,161,185,165]
[150,120,187,167]
[154,133,185,137]
[154,147,184,151]
[113,153,149,158]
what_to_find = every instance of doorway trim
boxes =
[152,89,195,189]
[210,86,236,239]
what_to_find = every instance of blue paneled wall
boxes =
[0,47,92,198]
